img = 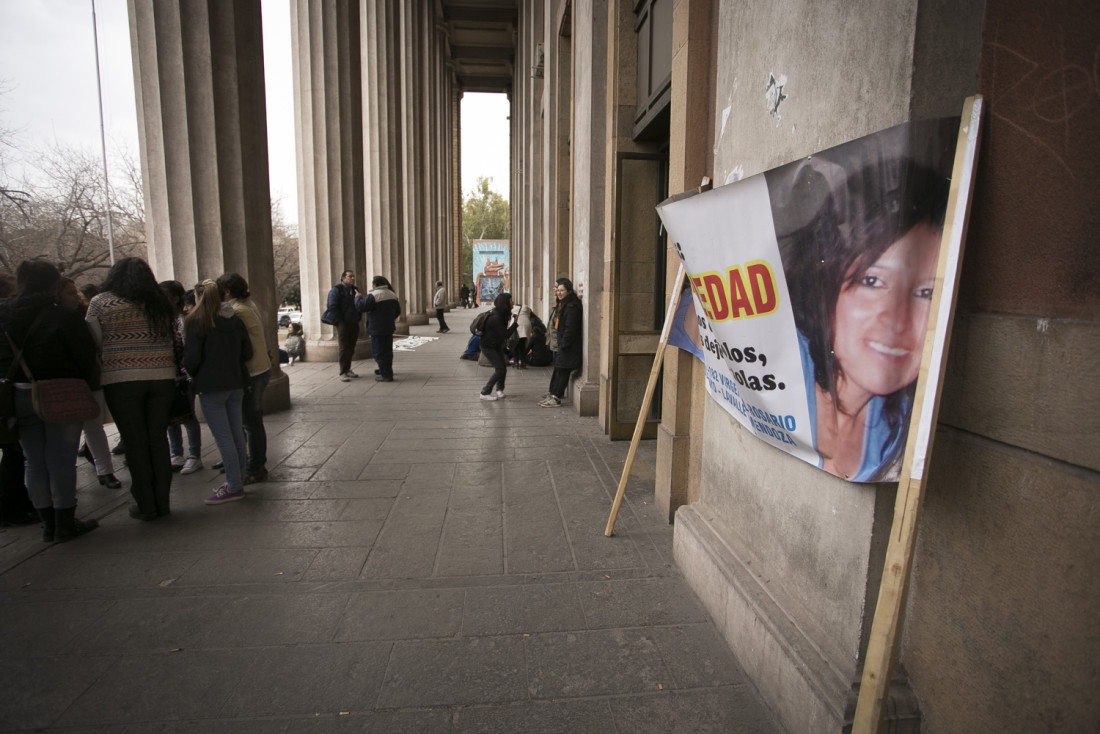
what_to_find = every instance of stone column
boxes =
[655,0,712,517]
[361,0,407,331]
[291,0,369,360]
[395,1,427,325]
[128,0,288,411]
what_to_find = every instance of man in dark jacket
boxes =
[326,270,362,382]
[354,276,401,382]
[539,277,582,408]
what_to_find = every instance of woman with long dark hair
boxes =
[479,292,517,401]
[0,261,100,541]
[86,257,180,520]
[184,280,252,505]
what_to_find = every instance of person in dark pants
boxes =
[459,283,471,308]
[86,257,179,521]
[478,292,517,401]
[539,278,582,408]
[433,281,450,333]
[354,276,401,382]
[326,270,362,382]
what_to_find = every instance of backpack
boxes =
[470,310,490,335]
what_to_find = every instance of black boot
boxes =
[54,506,98,543]
[37,507,55,543]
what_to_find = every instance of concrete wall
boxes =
[899,1,1100,731]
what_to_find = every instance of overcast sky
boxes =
[0,0,510,225]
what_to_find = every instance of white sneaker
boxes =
[495,389,505,399]
[180,457,203,475]
[346,369,359,378]
[340,373,352,382]
[170,455,185,471]
[288,356,295,365]
[480,393,498,401]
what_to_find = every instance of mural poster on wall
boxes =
[659,117,959,482]
[472,240,510,305]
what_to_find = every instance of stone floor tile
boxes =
[173,548,319,586]
[460,583,585,636]
[285,708,450,732]
[650,623,753,689]
[452,698,614,733]
[0,652,116,729]
[524,628,670,699]
[303,547,371,581]
[574,577,709,629]
[221,642,392,717]
[334,588,464,641]
[377,636,526,708]
[608,686,784,733]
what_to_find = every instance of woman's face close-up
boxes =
[832,221,940,399]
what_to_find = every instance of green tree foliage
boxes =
[461,176,508,286]
[271,197,300,307]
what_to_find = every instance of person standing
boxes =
[433,281,450,333]
[479,292,517,401]
[459,283,471,309]
[86,257,180,520]
[0,261,100,541]
[160,280,203,476]
[217,273,271,485]
[326,270,362,382]
[539,278,582,408]
[184,280,252,505]
[354,276,401,382]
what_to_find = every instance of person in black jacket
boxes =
[0,261,100,541]
[354,276,401,382]
[479,292,517,401]
[325,270,362,381]
[539,278,582,408]
[183,279,252,506]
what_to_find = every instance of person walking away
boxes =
[160,280,203,475]
[217,273,271,485]
[0,261,100,541]
[539,278,582,408]
[59,277,123,489]
[87,257,180,520]
[325,270,362,381]
[283,322,305,365]
[354,276,401,382]
[184,280,252,505]
[459,283,471,309]
[479,293,517,401]
[433,281,450,333]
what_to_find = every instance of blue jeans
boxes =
[168,416,202,459]
[15,387,82,510]
[371,335,394,378]
[242,370,269,476]
[199,389,247,492]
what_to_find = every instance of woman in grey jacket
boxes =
[183,279,252,507]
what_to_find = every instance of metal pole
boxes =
[91,0,116,265]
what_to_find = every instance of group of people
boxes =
[325,271,402,383]
[475,277,583,408]
[0,256,273,543]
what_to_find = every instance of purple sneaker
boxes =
[204,484,245,505]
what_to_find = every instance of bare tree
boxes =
[0,142,145,283]
[271,197,300,306]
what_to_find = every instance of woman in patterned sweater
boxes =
[86,258,181,521]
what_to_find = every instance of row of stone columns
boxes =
[131,0,457,388]
[129,0,287,408]
[294,0,458,343]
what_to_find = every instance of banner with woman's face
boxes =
[659,117,958,482]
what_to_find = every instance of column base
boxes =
[673,505,920,734]
[655,423,691,521]
[406,313,429,326]
[263,370,291,413]
[572,377,600,417]
[303,337,374,362]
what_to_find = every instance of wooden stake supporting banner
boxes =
[852,96,984,733]
[605,261,686,537]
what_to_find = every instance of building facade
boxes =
[128,1,1098,731]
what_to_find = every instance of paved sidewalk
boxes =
[0,306,782,733]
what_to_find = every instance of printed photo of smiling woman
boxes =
[772,140,953,482]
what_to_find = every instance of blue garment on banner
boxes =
[798,331,906,481]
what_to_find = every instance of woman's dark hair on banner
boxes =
[768,118,956,481]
